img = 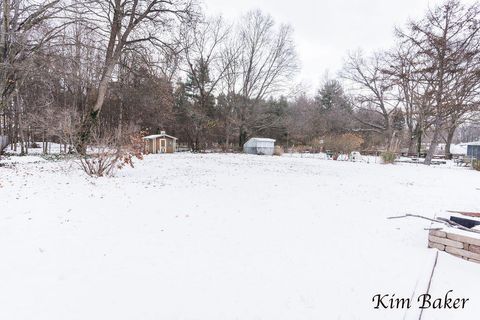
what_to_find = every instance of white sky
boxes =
[202,0,475,94]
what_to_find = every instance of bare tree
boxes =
[442,51,480,158]
[341,51,399,150]
[397,0,480,164]
[386,44,436,155]
[0,0,65,136]
[178,16,233,150]
[223,10,298,146]
[75,0,198,152]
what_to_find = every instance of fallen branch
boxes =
[388,214,480,234]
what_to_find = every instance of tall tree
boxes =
[397,0,480,164]
[341,51,399,150]
[75,0,197,152]
[222,10,298,146]
[0,0,64,136]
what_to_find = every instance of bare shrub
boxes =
[291,145,311,153]
[274,145,284,156]
[79,131,144,177]
[310,138,324,153]
[322,133,364,154]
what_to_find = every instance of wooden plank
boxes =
[428,235,463,249]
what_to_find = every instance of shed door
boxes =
[160,139,167,153]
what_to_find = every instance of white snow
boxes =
[1,153,480,319]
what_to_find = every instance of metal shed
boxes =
[467,141,480,159]
[243,137,276,155]
[0,135,8,152]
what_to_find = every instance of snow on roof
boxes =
[243,137,276,149]
[450,144,467,155]
[247,137,276,142]
[143,133,177,140]
[467,141,480,146]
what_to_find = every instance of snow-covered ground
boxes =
[1,153,479,319]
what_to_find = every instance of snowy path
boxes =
[1,153,479,319]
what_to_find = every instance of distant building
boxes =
[243,138,276,155]
[467,141,480,159]
[143,131,177,154]
[0,135,8,152]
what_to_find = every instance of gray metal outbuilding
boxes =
[467,141,480,159]
[0,135,8,152]
[243,138,276,155]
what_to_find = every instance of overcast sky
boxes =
[202,0,475,93]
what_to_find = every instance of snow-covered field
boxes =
[1,153,479,319]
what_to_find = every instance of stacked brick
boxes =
[428,229,480,264]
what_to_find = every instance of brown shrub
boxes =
[473,159,480,171]
[274,145,284,156]
[79,131,144,177]
[322,133,364,154]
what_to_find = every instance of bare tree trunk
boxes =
[0,1,9,137]
[14,89,27,155]
[13,106,17,152]
[239,125,247,148]
[225,123,230,150]
[42,130,46,154]
[117,92,123,144]
[425,117,442,165]
[444,125,456,160]
[407,124,420,154]
[77,64,115,153]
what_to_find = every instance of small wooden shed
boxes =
[143,131,177,154]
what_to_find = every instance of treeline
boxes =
[1,0,480,165]
[0,1,298,153]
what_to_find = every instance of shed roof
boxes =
[467,141,480,146]
[246,137,276,142]
[143,133,177,140]
[244,137,276,148]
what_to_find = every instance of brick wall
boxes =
[428,229,480,264]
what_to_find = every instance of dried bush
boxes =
[473,159,480,171]
[381,151,396,164]
[310,138,324,153]
[322,133,364,154]
[274,145,284,156]
[79,131,144,177]
[291,145,311,153]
